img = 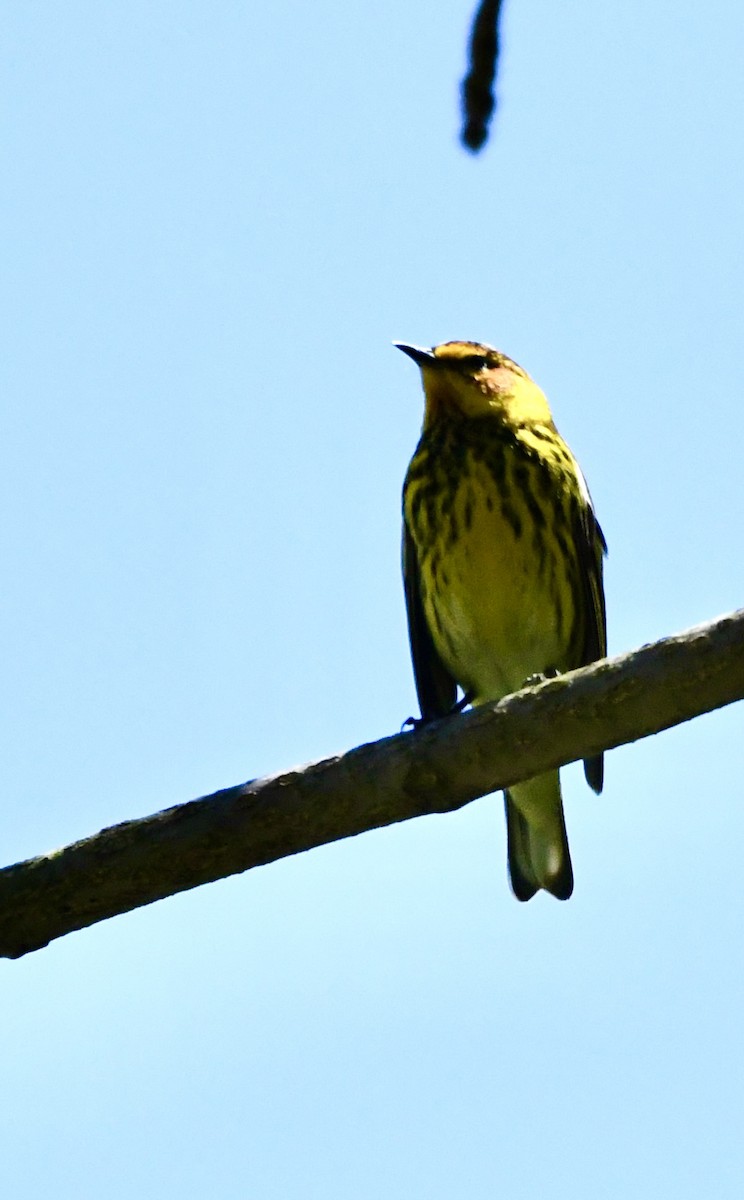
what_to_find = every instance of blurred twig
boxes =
[461,0,505,152]
[1,609,743,959]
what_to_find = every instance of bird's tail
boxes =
[504,771,573,901]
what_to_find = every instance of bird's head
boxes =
[395,340,553,428]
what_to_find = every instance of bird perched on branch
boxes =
[398,340,607,900]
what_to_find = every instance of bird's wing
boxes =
[402,520,458,722]
[572,466,608,793]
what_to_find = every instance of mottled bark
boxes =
[1,610,743,959]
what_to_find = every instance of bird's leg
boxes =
[451,688,475,713]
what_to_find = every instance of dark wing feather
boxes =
[572,477,608,794]
[402,520,457,722]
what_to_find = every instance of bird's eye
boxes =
[460,355,489,372]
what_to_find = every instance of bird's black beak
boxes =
[394,342,436,367]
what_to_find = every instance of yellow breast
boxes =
[406,444,579,703]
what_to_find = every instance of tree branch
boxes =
[2,609,743,959]
[461,0,505,152]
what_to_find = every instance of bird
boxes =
[397,340,607,900]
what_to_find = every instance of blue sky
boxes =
[2,2,744,1196]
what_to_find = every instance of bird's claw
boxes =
[402,714,426,731]
[522,668,561,688]
[401,690,474,732]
